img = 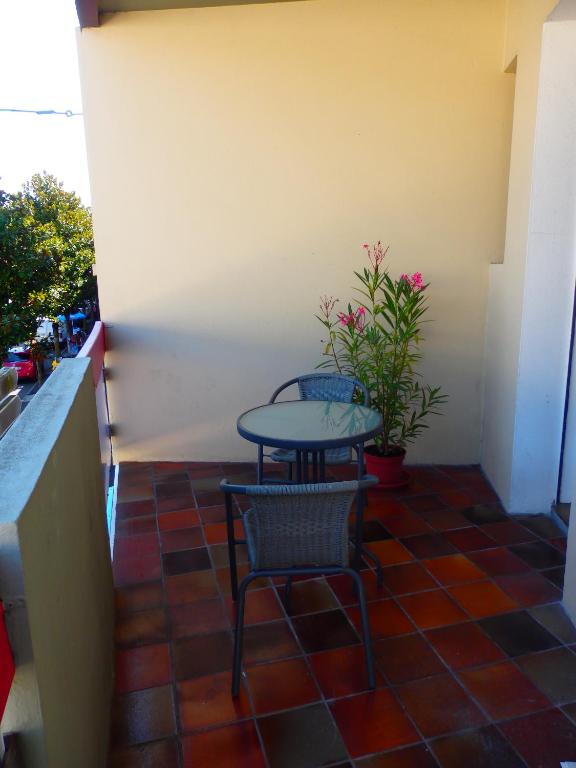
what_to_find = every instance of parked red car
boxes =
[2,350,36,381]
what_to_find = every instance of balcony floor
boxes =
[109,462,576,768]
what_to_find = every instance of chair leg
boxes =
[232,577,251,697]
[225,492,238,601]
[346,568,375,689]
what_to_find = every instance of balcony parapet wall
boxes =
[0,358,114,767]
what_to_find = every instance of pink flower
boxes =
[363,241,389,270]
[357,306,365,314]
[401,272,425,291]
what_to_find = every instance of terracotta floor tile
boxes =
[443,527,497,553]
[283,577,339,615]
[165,570,219,606]
[400,534,457,560]
[355,743,439,767]
[379,512,433,537]
[405,495,446,514]
[109,739,180,768]
[309,644,384,698]
[374,633,446,684]
[111,686,176,746]
[327,571,385,605]
[437,489,475,508]
[542,566,564,588]
[116,516,157,537]
[459,661,550,719]
[366,539,415,565]
[114,533,159,560]
[225,586,284,625]
[216,564,270,595]
[292,609,359,652]
[157,495,197,514]
[480,520,537,545]
[425,622,505,670]
[478,610,561,656]
[499,708,576,767]
[430,726,525,768]
[347,598,415,640]
[367,498,411,517]
[196,490,226,507]
[199,505,227,524]
[518,514,564,539]
[117,483,154,503]
[423,554,486,586]
[209,542,249,569]
[246,657,320,714]
[529,603,576,644]
[113,554,162,587]
[156,481,192,501]
[204,520,243,544]
[330,689,419,757]
[460,505,507,525]
[182,721,266,768]
[168,597,230,638]
[509,541,565,570]
[160,527,204,553]
[360,519,394,541]
[396,674,486,737]
[516,647,576,704]
[422,510,470,532]
[115,582,164,616]
[243,620,301,664]
[116,499,156,520]
[115,608,168,648]
[448,581,517,618]
[258,703,348,768]
[380,562,437,595]
[495,572,562,607]
[157,509,200,531]
[162,547,211,576]
[399,590,467,629]
[172,631,233,680]
[468,547,531,576]
[177,670,251,731]
[115,643,171,694]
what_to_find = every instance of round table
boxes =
[237,400,384,577]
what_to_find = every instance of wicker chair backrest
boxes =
[243,481,358,569]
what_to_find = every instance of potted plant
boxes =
[316,241,447,487]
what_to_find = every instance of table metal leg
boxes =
[296,451,302,482]
[257,445,264,485]
[319,451,326,482]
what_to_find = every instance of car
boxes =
[2,350,37,381]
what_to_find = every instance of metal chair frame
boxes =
[222,478,377,697]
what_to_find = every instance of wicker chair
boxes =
[221,476,378,696]
[264,373,370,481]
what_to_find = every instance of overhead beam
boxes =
[75,0,100,27]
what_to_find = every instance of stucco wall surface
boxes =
[0,359,114,768]
[78,0,514,462]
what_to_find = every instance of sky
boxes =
[0,0,91,203]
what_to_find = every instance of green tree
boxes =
[0,188,48,356]
[0,173,95,358]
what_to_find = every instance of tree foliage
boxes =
[0,173,95,356]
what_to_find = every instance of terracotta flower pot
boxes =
[364,446,409,488]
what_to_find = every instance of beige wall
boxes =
[78,0,514,463]
[0,359,114,767]
[482,0,559,509]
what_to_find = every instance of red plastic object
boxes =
[0,602,15,721]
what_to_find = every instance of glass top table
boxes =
[236,399,384,582]
[237,400,383,450]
